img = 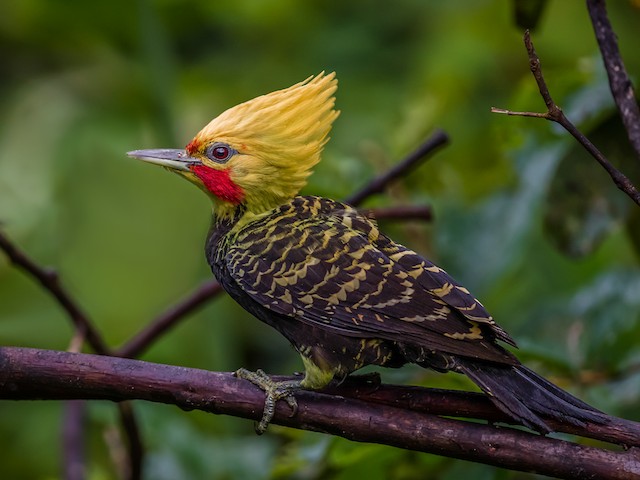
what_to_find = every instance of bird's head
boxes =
[128,72,339,220]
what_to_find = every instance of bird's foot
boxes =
[235,368,301,434]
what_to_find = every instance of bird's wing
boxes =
[372,235,516,346]
[225,196,515,363]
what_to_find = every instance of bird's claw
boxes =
[281,391,298,416]
[235,368,301,434]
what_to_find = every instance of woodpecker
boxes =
[129,73,607,434]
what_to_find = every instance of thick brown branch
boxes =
[491,30,640,206]
[2,347,639,479]
[115,280,224,358]
[345,129,449,207]
[587,0,640,160]
[327,377,640,449]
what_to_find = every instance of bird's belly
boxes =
[292,327,405,377]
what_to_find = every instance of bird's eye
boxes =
[206,143,235,163]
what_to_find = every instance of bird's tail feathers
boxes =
[456,359,609,433]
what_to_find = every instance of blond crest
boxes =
[186,72,340,217]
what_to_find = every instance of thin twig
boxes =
[103,424,129,480]
[489,108,548,119]
[117,403,143,480]
[345,129,449,207]
[587,0,640,160]
[2,347,639,480]
[62,401,86,480]
[67,329,86,354]
[361,205,433,222]
[115,280,224,358]
[491,30,640,206]
[0,231,109,354]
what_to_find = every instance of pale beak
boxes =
[127,149,201,172]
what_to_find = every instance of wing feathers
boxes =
[226,196,516,364]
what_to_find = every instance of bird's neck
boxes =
[209,202,275,245]
[206,208,241,268]
[210,197,243,223]
[206,203,272,272]
[210,205,244,236]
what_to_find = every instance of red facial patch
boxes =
[186,138,201,156]
[190,164,244,204]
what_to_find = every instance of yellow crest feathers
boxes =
[188,72,340,216]
[196,72,338,150]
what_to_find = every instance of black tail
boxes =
[457,359,610,433]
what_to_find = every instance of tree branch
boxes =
[586,0,640,160]
[0,232,108,354]
[345,129,450,207]
[62,400,86,480]
[115,280,224,359]
[1,347,638,480]
[491,30,640,206]
[326,376,640,449]
[116,402,143,480]
[361,205,433,222]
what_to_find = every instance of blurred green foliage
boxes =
[1,0,640,478]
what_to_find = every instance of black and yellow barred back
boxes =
[207,196,607,432]
[213,195,512,363]
[214,197,489,372]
